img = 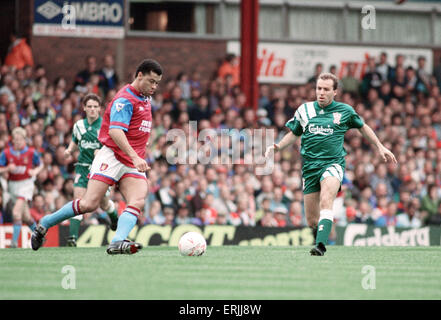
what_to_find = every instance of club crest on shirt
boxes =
[115,102,124,112]
[333,112,342,125]
[100,163,109,171]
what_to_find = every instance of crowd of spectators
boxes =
[0,49,440,231]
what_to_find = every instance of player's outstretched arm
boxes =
[109,128,150,172]
[265,131,296,158]
[28,163,44,177]
[358,124,397,163]
[0,152,15,174]
[0,163,15,174]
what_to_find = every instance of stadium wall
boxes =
[31,36,226,86]
[1,224,440,248]
[32,34,441,90]
[434,48,441,65]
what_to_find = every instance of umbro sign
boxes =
[36,1,61,20]
[33,0,125,39]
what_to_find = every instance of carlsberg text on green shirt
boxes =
[285,100,364,161]
[72,117,103,167]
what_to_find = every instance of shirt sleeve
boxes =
[0,152,7,167]
[72,122,79,144]
[285,110,304,136]
[32,150,41,166]
[109,97,133,132]
[348,108,365,129]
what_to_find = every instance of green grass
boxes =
[1,246,441,300]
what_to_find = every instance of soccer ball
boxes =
[178,232,207,256]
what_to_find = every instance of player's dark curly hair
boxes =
[135,59,163,77]
[82,93,102,107]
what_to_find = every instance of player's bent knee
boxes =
[79,199,100,214]
[12,209,23,220]
[99,197,109,210]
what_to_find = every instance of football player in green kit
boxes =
[64,93,119,246]
[266,73,397,256]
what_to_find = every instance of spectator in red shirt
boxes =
[30,194,48,223]
[273,206,288,227]
[259,210,278,227]
[201,194,217,225]
[4,32,34,70]
[218,53,239,87]
[289,200,304,227]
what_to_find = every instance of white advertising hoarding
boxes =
[227,41,433,84]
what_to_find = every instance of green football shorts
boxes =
[74,164,111,197]
[301,158,346,195]
[73,164,91,189]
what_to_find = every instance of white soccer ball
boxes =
[178,232,207,256]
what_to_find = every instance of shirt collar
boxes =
[127,84,149,102]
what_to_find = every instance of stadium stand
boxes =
[0,48,440,231]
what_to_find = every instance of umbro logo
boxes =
[37,1,61,20]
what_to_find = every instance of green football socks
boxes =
[315,209,333,246]
[105,200,118,224]
[107,209,119,223]
[69,218,81,239]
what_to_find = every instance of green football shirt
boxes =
[285,100,364,161]
[72,117,103,167]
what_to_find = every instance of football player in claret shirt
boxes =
[0,127,43,247]
[32,59,163,254]
[266,73,397,256]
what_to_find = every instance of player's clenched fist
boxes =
[132,156,150,172]
[265,144,280,158]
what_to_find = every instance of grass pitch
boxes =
[1,246,441,300]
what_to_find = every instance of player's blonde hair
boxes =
[12,127,27,139]
[318,72,339,90]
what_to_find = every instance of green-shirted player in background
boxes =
[64,93,119,247]
[266,73,397,256]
